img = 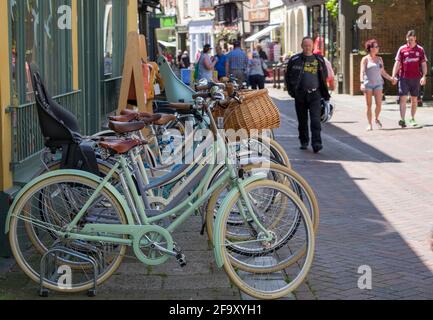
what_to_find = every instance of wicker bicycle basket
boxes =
[223,89,280,131]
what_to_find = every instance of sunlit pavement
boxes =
[270,85,433,299]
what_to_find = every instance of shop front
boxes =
[176,24,188,53]
[156,14,177,57]
[0,0,139,256]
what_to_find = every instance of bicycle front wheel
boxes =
[206,162,319,243]
[215,180,315,300]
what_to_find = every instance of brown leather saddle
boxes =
[99,139,147,154]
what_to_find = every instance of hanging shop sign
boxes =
[160,16,176,28]
[249,0,270,23]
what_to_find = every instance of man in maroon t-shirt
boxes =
[392,30,427,128]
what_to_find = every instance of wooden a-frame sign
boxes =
[117,32,152,115]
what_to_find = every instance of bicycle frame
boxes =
[127,116,277,207]
[5,107,272,267]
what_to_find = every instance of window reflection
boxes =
[11,0,72,104]
[104,0,113,75]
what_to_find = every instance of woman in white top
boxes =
[360,39,396,131]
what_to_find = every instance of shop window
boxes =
[183,0,189,18]
[229,3,239,23]
[103,0,127,78]
[215,3,238,25]
[216,6,225,23]
[11,0,73,104]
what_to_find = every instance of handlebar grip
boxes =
[192,92,210,99]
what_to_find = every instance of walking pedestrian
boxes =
[256,44,268,61]
[285,36,331,153]
[197,44,217,81]
[176,50,183,68]
[226,40,248,84]
[248,51,266,90]
[392,30,427,128]
[257,44,269,78]
[181,51,190,69]
[360,39,396,131]
[214,46,228,80]
[165,50,174,65]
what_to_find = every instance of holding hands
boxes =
[420,76,427,86]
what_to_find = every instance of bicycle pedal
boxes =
[173,245,187,267]
[176,253,187,267]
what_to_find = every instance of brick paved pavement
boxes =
[1,87,433,300]
[270,87,433,300]
[0,215,241,300]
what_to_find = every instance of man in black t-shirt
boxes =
[285,37,330,153]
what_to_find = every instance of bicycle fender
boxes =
[213,175,267,268]
[5,169,133,234]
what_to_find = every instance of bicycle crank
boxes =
[132,225,174,266]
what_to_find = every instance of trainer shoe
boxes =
[409,118,418,127]
[375,119,383,129]
[398,119,407,128]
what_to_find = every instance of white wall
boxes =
[286,5,308,54]
[176,0,202,25]
[176,0,215,63]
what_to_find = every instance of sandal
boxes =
[375,119,383,129]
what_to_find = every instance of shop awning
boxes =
[245,24,281,42]
[157,40,176,48]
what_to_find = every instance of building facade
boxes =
[174,0,215,63]
[249,0,270,34]
[214,0,251,48]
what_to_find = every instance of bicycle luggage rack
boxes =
[39,243,99,298]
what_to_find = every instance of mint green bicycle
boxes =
[5,91,315,300]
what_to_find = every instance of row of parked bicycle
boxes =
[4,64,319,300]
